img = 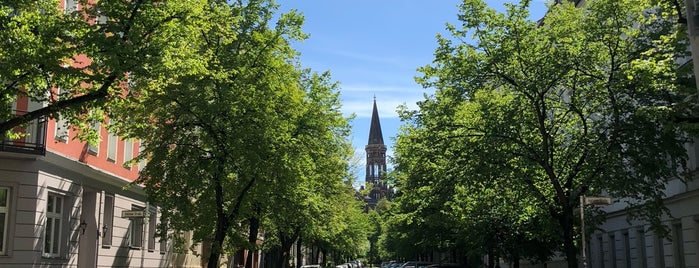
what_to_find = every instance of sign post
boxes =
[121,210,146,218]
[580,196,612,268]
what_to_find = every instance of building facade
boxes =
[0,1,206,266]
[0,96,174,267]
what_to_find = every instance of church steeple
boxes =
[365,98,390,209]
[368,98,384,145]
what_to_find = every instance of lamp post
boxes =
[580,196,611,268]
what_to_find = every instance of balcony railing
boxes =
[1,112,47,155]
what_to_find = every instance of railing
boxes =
[0,111,47,155]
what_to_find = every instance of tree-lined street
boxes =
[2,0,698,267]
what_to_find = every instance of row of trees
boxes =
[380,0,697,267]
[1,0,370,267]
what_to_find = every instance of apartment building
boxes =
[0,95,171,267]
[0,1,184,266]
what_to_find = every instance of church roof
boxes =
[368,99,384,145]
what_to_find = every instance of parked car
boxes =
[426,264,466,268]
[349,260,363,268]
[381,261,397,268]
[389,262,404,268]
[399,261,434,268]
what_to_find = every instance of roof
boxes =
[367,99,384,145]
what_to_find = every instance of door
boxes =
[78,189,98,268]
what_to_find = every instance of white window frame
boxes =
[129,205,144,249]
[159,231,167,254]
[106,123,117,162]
[138,141,147,172]
[54,114,69,143]
[87,120,101,155]
[123,140,133,169]
[63,0,77,14]
[43,193,64,258]
[54,88,69,143]
[0,187,10,256]
[102,193,114,247]
[147,206,156,251]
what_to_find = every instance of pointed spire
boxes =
[368,98,384,145]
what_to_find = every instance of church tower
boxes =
[365,98,390,208]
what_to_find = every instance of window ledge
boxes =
[41,255,67,260]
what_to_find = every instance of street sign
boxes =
[584,196,611,206]
[121,210,146,218]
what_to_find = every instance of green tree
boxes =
[396,0,692,267]
[0,0,204,137]
[248,71,368,268]
[113,1,310,267]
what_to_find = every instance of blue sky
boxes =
[276,1,549,186]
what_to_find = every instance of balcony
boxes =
[1,112,47,155]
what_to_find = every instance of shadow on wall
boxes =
[31,180,82,265]
[110,220,134,267]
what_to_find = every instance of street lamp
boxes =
[580,195,611,268]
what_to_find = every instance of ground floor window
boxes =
[102,193,114,247]
[0,187,9,255]
[148,206,156,251]
[44,193,64,258]
[129,205,144,248]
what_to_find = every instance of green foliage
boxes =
[388,0,692,266]
[101,0,365,266]
[0,0,212,142]
[3,0,367,265]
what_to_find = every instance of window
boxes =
[148,206,156,251]
[597,235,605,268]
[138,141,146,172]
[107,124,117,162]
[654,232,665,268]
[622,231,631,268]
[636,227,647,268]
[129,205,144,248]
[54,89,69,142]
[102,194,114,247]
[159,232,167,254]
[54,114,69,142]
[123,140,133,169]
[44,193,64,258]
[63,0,77,13]
[87,120,101,155]
[609,233,617,268]
[672,222,685,268]
[0,187,9,255]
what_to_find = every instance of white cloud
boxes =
[339,84,431,118]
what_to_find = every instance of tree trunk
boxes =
[487,246,495,268]
[207,218,230,268]
[296,237,302,268]
[208,175,255,268]
[560,205,579,268]
[312,243,320,264]
[246,216,260,268]
[278,229,299,268]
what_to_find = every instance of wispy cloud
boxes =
[340,84,432,118]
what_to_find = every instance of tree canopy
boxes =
[388,0,694,267]
[1,0,214,138]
